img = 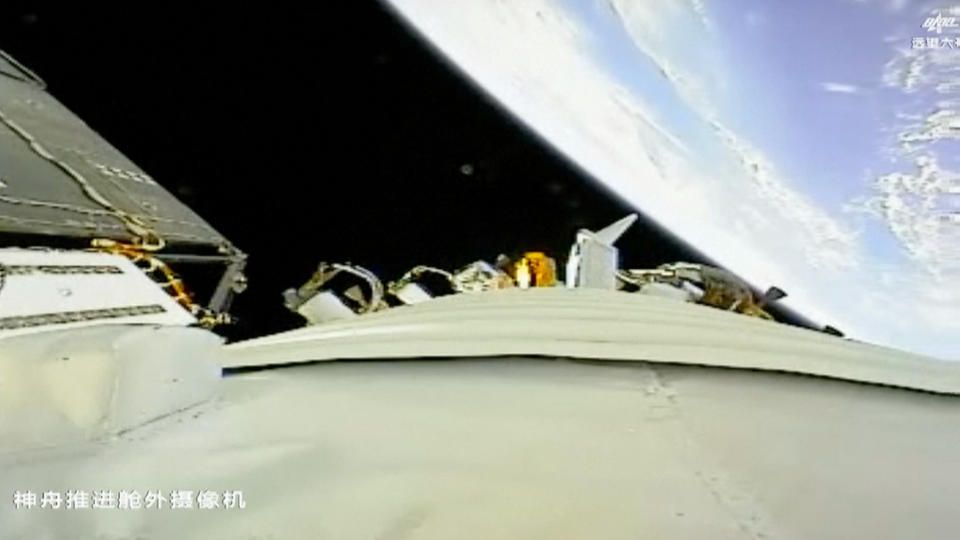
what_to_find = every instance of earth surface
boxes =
[384,0,960,360]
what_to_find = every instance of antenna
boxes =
[566,214,637,289]
[593,214,638,245]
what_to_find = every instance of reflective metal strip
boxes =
[2,265,123,275]
[0,304,166,330]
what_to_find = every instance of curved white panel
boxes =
[225,288,960,394]
[5,359,957,539]
[0,325,221,453]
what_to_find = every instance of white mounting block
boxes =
[565,214,637,289]
[0,248,196,339]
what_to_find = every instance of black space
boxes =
[0,3,811,340]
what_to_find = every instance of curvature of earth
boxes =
[385,0,960,360]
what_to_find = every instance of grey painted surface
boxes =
[0,57,230,248]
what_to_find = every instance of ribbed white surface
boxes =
[225,288,960,394]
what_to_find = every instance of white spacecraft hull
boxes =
[226,287,960,395]
[2,354,959,539]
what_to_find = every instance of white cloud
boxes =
[821,82,862,94]
[687,0,713,31]
[898,106,960,148]
[706,120,861,271]
[883,47,960,94]
[836,30,960,358]
[874,32,960,279]
[850,154,960,274]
